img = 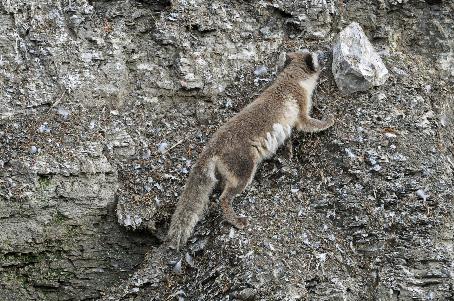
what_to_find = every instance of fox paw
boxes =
[324,114,335,127]
[229,216,249,229]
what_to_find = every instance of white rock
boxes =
[254,65,268,76]
[332,22,389,94]
[185,252,194,267]
[38,122,51,133]
[30,145,38,154]
[172,259,182,274]
[157,142,168,153]
[416,189,429,201]
[57,107,70,119]
[345,148,357,159]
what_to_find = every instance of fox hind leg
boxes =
[217,153,257,229]
[220,182,250,229]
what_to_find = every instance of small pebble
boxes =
[254,65,268,76]
[57,107,70,119]
[142,148,151,160]
[30,145,38,154]
[416,189,428,201]
[277,52,287,69]
[266,242,275,251]
[185,252,194,267]
[38,123,51,133]
[158,142,168,153]
[440,115,447,127]
[172,259,182,274]
[371,93,387,102]
[167,12,179,21]
[224,99,233,108]
[345,148,357,159]
[316,253,327,262]
[131,287,139,293]
[384,132,397,138]
[298,208,304,217]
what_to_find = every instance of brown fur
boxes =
[167,51,334,250]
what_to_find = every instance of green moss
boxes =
[51,212,68,224]
[0,271,29,286]
[38,175,52,189]
[0,252,43,267]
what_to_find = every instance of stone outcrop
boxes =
[332,22,389,94]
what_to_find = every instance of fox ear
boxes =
[304,53,316,72]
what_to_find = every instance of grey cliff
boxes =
[0,0,453,300]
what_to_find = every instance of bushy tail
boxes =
[167,157,216,250]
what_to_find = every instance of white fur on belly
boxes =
[263,99,298,154]
[264,122,294,154]
[253,98,298,158]
[264,123,287,153]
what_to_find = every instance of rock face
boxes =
[0,0,453,300]
[332,22,389,94]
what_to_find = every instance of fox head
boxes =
[286,50,324,74]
